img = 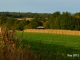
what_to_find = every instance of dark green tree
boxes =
[27,19,39,29]
[73,12,80,30]
[57,12,74,30]
[16,19,27,30]
[0,15,7,25]
[45,11,60,29]
[6,17,15,30]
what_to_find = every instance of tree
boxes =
[27,19,39,29]
[6,17,15,30]
[57,12,74,30]
[0,15,7,25]
[16,19,27,30]
[45,11,60,29]
[73,12,80,30]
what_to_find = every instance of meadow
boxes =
[0,29,80,60]
[16,31,80,60]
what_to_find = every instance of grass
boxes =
[16,32,80,60]
[0,28,80,60]
[17,32,80,48]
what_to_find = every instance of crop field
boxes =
[16,31,80,60]
[24,29,80,36]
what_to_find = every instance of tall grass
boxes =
[0,28,80,60]
[0,28,39,60]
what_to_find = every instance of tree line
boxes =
[0,11,80,30]
[0,12,50,18]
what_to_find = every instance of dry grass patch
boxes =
[24,29,80,36]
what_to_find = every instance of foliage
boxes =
[0,15,7,25]
[6,17,16,30]
[16,19,27,30]
[0,28,39,60]
[27,14,43,29]
[46,11,60,29]
[0,11,80,30]
[57,12,74,30]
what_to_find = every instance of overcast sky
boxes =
[0,0,80,13]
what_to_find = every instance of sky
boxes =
[0,0,80,13]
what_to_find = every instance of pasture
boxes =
[1,28,80,60]
[17,32,80,49]
[16,32,80,59]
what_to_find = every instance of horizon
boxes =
[0,10,80,14]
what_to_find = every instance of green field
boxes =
[16,32,80,59]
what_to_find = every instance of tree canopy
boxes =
[0,11,80,30]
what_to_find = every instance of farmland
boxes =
[16,31,80,59]
[1,11,80,59]
[24,29,80,36]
